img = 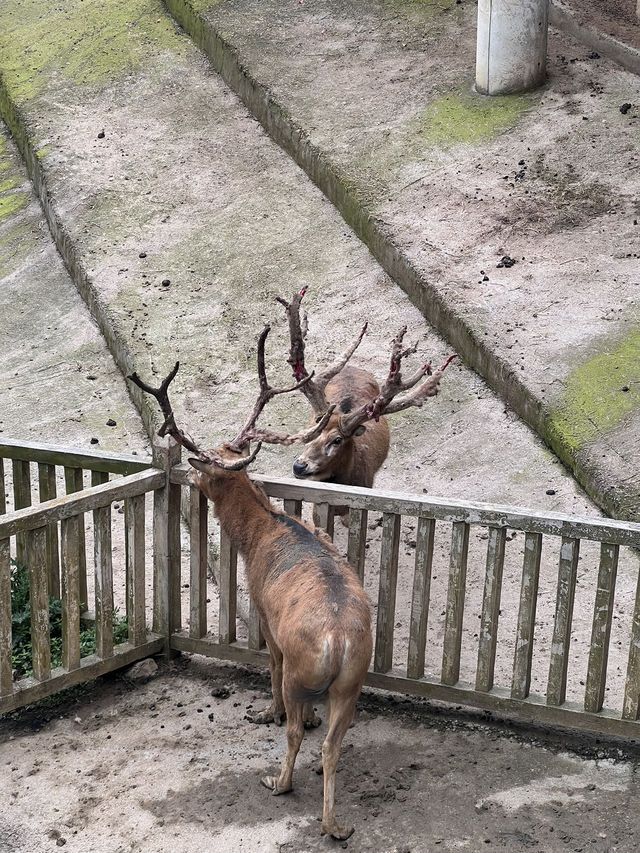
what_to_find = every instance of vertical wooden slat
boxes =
[547,536,580,706]
[126,494,146,646]
[623,562,640,721]
[64,467,87,610]
[94,504,114,659]
[0,458,5,515]
[27,526,50,681]
[315,503,335,539]
[189,486,207,639]
[374,513,401,673]
[476,526,507,692]
[248,598,265,650]
[347,508,368,583]
[38,463,60,598]
[585,542,619,713]
[283,499,302,518]
[91,471,109,487]
[219,528,237,645]
[407,517,435,679]
[511,532,543,699]
[152,441,181,642]
[60,517,81,671]
[0,536,11,697]
[12,459,31,565]
[441,522,470,686]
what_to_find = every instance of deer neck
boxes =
[211,474,274,560]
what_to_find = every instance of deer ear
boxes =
[353,425,366,436]
[188,457,208,472]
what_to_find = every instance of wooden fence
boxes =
[3,437,640,742]
[0,439,163,713]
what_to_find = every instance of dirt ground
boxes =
[561,0,640,49]
[2,657,640,853]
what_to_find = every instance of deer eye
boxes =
[332,436,343,446]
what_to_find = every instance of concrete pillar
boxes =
[476,0,549,95]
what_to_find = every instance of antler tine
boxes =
[128,362,202,455]
[230,324,316,451]
[243,404,336,447]
[277,287,367,414]
[338,325,457,435]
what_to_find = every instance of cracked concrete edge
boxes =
[549,0,640,77]
[164,0,637,523]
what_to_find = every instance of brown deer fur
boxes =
[292,366,390,492]
[190,444,372,841]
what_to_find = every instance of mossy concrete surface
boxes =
[0,123,148,452]
[0,0,603,520]
[168,0,640,520]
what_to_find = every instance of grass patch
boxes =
[11,559,128,680]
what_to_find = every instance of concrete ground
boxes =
[168,0,640,521]
[2,657,640,853]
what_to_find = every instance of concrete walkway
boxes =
[164,0,640,522]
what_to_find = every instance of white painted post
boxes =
[476,0,549,95]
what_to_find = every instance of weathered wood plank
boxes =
[441,522,470,686]
[374,513,401,673]
[347,508,368,583]
[12,459,31,564]
[0,437,151,474]
[64,468,88,611]
[152,442,181,640]
[623,562,640,721]
[38,463,60,598]
[91,471,109,487]
[283,499,302,518]
[0,636,164,715]
[219,529,237,645]
[231,474,640,548]
[584,543,619,713]
[0,469,165,539]
[407,517,435,679]
[476,527,507,693]
[126,494,147,646]
[189,486,207,640]
[60,517,81,671]
[93,504,114,659]
[547,537,580,706]
[0,459,5,515]
[248,598,265,650]
[315,503,335,539]
[0,537,11,697]
[511,532,543,700]
[27,526,51,681]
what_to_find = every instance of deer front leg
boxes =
[246,638,285,726]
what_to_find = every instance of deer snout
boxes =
[293,459,309,478]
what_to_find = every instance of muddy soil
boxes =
[2,658,639,853]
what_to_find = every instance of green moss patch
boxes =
[549,329,640,455]
[420,91,531,147]
[0,0,189,103]
[0,190,28,222]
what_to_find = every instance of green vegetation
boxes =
[0,0,190,103]
[548,329,640,454]
[420,91,531,147]
[11,560,128,680]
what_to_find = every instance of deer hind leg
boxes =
[321,688,360,840]
[261,686,305,795]
[247,635,285,726]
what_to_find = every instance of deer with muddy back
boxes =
[278,287,456,523]
[128,326,372,840]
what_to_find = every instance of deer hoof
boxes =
[321,822,355,841]
[260,775,292,796]
[303,712,322,729]
[246,706,285,725]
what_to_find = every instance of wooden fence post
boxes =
[152,438,182,655]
